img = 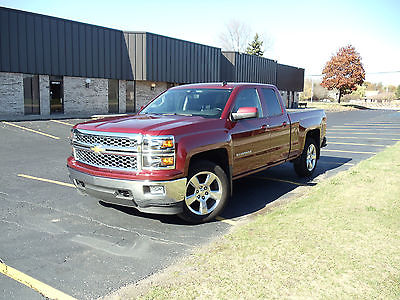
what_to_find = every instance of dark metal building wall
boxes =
[0,7,133,80]
[221,52,277,85]
[276,63,305,92]
[144,33,220,83]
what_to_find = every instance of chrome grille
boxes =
[75,131,137,149]
[75,148,137,170]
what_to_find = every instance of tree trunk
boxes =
[338,90,342,103]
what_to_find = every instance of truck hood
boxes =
[76,114,224,136]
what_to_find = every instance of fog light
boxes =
[160,156,174,167]
[149,185,165,195]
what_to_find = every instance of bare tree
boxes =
[218,19,251,53]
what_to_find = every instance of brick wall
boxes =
[0,72,24,116]
[39,75,50,115]
[135,81,168,111]
[63,76,108,115]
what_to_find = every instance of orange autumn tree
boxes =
[321,45,365,103]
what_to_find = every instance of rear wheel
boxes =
[294,137,318,177]
[178,160,229,224]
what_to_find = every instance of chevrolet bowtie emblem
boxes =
[91,145,105,154]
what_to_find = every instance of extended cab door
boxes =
[230,88,270,176]
[259,87,291,164]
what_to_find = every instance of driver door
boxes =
[230,88,269,177]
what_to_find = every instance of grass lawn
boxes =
[302,101,364,112]
[108,142,400,299]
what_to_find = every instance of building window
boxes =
[108,79,119,113]
[23,75,40,115]
[126,81,135,113]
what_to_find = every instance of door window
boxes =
[232,88,263,118]
[50,76,64,114]
[23,75,40,115]
[108,79,119,113]
[261,88,283,117]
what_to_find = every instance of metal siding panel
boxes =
[157,36,162,82]
[17,13,27,73]
[123,33,130,79]
[58,21,66,76]
[136,34,143,80]
[98,29,105,77]
[86,25,92,77]
[34,16,44,74]
[116,31,122,79]
[42,17,51,74]
[104,29,110,78]
[165,37,170,82]
[110,30,116,79]
[0,10,10,71]
[161,36,166,82]
[128,34,136,79]
[92,27,99,77]
[79,24,86,77]
[142,33,146,80]
[179,41,183,83]
[72,22,80,75]
[50,19,59,75]
[26,14,36,73]
[65,21,73,76]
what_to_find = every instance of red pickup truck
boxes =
[68,83,327,223]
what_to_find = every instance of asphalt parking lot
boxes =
[1,109,400,299]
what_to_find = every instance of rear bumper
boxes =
[68,167,186,215]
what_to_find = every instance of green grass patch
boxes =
[111,142,400,299]
[305,101,367,112]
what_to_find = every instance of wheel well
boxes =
[306,129,320,158]
[188,149,230,181]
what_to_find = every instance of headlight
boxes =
[143,136,174,151]
[142,136,175,169]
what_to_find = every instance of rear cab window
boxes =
[260,88,283,117]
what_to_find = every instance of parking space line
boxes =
[2,122,60,140]
[0,261,76,300]
[328,142,385,147]
[336,125,400,128]
[50,119,74,126]
[328,136,400,141]
[319,161,355,166]
[250,176,308,186]
[327,132,399,136]
[18,174,75,188]
[329,128,400,131]
[215,216,237,225]
[321,149,376,154]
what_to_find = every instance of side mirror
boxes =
[231,107,258,120]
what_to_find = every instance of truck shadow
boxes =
[100,156,353,224]
[221,156,353,219]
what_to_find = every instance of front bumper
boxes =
[68,167,186,215]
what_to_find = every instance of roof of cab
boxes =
[170,82,277,90]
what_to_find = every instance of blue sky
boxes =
[1,0,399,84]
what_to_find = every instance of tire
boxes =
[294,137,318,177]
[178,160,229,224]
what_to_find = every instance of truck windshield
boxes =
[140,89,232,118]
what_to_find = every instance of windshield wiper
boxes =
[162,113,193,116]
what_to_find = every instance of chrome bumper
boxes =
[68,167,186,215]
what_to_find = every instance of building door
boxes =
[50,76,64,114]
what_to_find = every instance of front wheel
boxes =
[294,137,318,177]
[178,160,229,224]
